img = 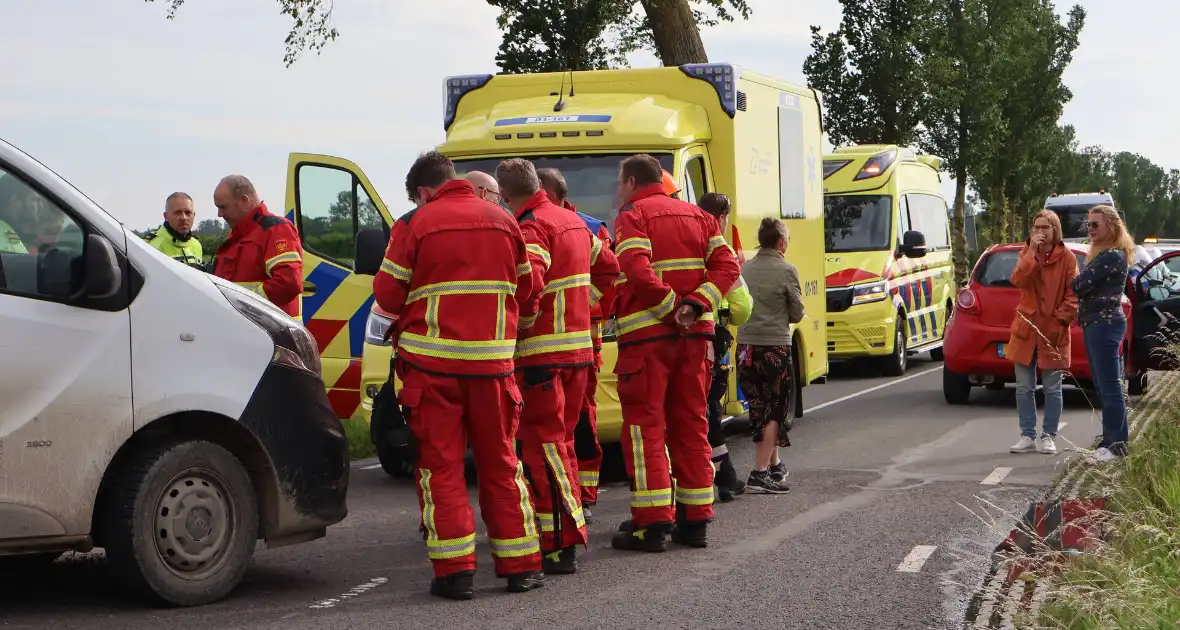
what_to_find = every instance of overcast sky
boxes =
[0,0,1171,230]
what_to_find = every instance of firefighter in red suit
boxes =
[212,175,303,317]
[609,154,740,552]
[373,152,544,600]
[496,159,619,575]
[535,168,616,519]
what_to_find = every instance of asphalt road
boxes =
[0,355,1110,629]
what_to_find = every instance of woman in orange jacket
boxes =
[1007,210,1079,455]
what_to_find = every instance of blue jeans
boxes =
[1015,359,1062,438]
[1083,320,1129,453]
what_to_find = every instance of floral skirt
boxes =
[736,344,794,447]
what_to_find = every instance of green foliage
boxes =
[486,0,751,74]
[144,0,338,67]
[802,0,933,147]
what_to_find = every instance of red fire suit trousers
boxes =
[397,364,542,578]
[615,336,715,526]
[573,350,603,505]
[516,366,589,552]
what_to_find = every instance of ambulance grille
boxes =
[736,91,748,111]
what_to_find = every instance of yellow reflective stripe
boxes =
[398,332,517,360]
[425,296,441,337]
[517,261,532,277]
[590,284,603,307]
[707,235,728,259]
[526,243,552,270]
[419,469,439,546]
[495,294,507,340]
[537,512,556,532]
[515,330,593,357]
[408,280,516,303]
[380,258,412,282]
[235,281,266,299]
[426,532,477,560]
[519,312,539,329]
[579,470,599,487]
[616,289,677,336]
[652,258,706,273]
[631,488,673,509]
[675,486,715,506]
[513,461,538,539]
[265,251,300,275]
[615,237,651,256]
[590,235,603,265]
[613,273,627,287]
[542,273,591,295]
[542,443,586,529]
[554,292,567,333]
[695,282,723,310]
[489,535,540,558]
[630,425,647,491]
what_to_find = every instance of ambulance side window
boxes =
[897,195,912,247]
[682,156,708,205]
[296,164,368,268]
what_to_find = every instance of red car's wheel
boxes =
[943,367,972,405]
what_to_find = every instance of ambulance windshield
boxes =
[1049,204,1127,240]
[453,153,674,233]
[824,194,892,253]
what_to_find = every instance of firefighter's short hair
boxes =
[405,151,457,201]
[536,168,568,204]
[620,154,663,188]
[495,158,541,201]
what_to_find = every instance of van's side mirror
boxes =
[900,230,927,259]
[355,226,390,276]
[83,233,121,299]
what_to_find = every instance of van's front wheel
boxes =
[104,440,258,607]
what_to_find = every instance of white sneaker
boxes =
[1040,435,1058,455]
[1092,447,1118,462]
[1010,436,1037,453]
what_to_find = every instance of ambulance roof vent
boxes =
[679,63,739,118]
[444,74,494,131]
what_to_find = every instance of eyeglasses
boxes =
[1086,221,1104,229]
[1031,224,1053,231]
[478,187,502,201]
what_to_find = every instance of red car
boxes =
[942,242,1132,404]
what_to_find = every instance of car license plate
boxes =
[996,343,1006,358]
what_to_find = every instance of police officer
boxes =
[212,175,303,318]
[144,192,205,269]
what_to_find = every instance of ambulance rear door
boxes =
[284,153,393,422]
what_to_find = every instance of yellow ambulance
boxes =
[821,145,954,376]
[289,64,830,475]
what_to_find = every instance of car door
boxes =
[0,164,133,539]
[284,153,394,422]
[1130,251,1180,372]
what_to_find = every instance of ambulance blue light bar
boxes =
[679,63,738,118]
[444,74,494,130]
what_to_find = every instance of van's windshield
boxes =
[824,194,892,253]
[452,153,674,233]
[1049,204,1126,240]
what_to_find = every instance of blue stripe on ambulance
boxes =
[302,263,349,322]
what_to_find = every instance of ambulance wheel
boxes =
[376,441,415,479]
[103,440,258,607]
[879,317,908,377]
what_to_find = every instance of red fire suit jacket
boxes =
[373,180,537,378]
[612,184,740,347]
[561,200,616,355]
[214,203,304,318]
[515,191,619,369]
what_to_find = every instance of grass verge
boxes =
[342,417,376,461]
[1033,372,1180,629]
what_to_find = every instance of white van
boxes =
[0,139,349,606]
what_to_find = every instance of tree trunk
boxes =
[639,0,709,65]
[951,169,970,283]
[989,188,1008,245]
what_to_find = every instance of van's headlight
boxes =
[851,280,888,305]
[217,284,322,378]
[365,310,395,346]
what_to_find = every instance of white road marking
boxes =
[804,366,943,414]
[981,467,1012,486]
[896,545,938,572]
[359,464,383,470]
[309,577,388,609]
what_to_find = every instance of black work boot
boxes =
[611,520,671,552]
[429,569,475,600]
[505,570,545,593]
[583,502,595,524]
[542,546,578,575]
[672,519,710,548]
[715,454,745,502]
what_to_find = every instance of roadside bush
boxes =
[1035,359,1180,629]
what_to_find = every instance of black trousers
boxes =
[707,327,733,449]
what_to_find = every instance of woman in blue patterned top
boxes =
[1071,205,1135,461]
